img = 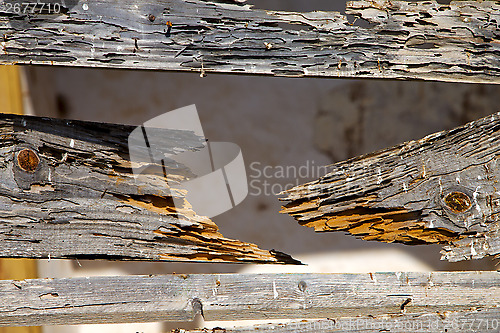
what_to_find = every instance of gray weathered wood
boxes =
[281,111,500,262]
[0,113,299,264]
[1,0,499,83]
[185,308,500,333]
[0,272,498,326]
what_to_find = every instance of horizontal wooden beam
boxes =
[0,113,298,264]
[186,308,500,333]
[1,0,499,83]
[0,272,498,326]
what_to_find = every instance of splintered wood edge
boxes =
[112,194,300,264]
[0,113,300,264]
[280,111,500,261]
[280,199,462,246]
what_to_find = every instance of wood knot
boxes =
[444,191,471,213]
[17,148,40,173]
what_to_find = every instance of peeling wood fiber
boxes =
[0,272,498,326]
[281,111,500,262]
[0,0,499,83]
[0,113,299,264]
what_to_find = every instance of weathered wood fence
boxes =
[1,0,499,331]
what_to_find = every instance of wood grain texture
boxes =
[0,113,298,264]
[281,111,500,262]
[185,308,500,333]
[0,259,39,333]
[0,272,498,326]
[0,0,499,83]
[0,65,41,333]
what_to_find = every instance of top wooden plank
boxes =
[0,0,499,83]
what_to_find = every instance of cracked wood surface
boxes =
[184,308,500,333]
[0,272,498,326]
[281,111,500,262]
[0,113,298,264]
[0,0,499,83]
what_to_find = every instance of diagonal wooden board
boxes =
[0,113,299,264]
[0,0,499,83]
[0,272,499,326]
[281,111,500,262]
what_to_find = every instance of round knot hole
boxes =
[444,191,471,213]
[17,148,40,173]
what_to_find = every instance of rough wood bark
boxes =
[281,111,500,262]
[0,272,498,326]
[0,113,298,264]
[0,0,499,83]
[185,308,500,333]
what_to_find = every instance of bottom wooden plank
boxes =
[0,272,498,326]
[185,308,500,333]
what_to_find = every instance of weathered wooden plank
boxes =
[281,111,500,262]
[0,113,299,264]
[1,0,499,83]
[185,308,500,333]
[0,272,498,326]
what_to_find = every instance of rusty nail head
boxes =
[17,148,40,173]
[444,191,471,213]
[148,14,155,22]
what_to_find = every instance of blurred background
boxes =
[1,0,498,332]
